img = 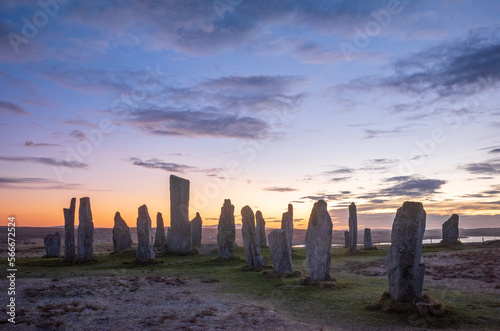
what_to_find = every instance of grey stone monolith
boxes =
[77,197,94,263]
[442,214,459,244]
[136,204,155,263]
[268,229,293,273]
[364,228,373,249]
[113,212,132,252]
[217,199,236,258]
[63,198,76,261]
[241,206,266,267]
[344,231,350,248]
[191,212,202,246]
[255,210,267,247]
[44,232,61,257]
[386,201,426,302]
[305,200,333,280]
[154,212,166,248]
[166,175,192,254]
[281,211,293,251]
[348,202,357,252]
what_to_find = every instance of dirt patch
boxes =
[0,276,324,330]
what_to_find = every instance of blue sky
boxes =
[0,0,499,229]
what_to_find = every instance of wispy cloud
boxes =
[379,176,447,197]
[0,100,28,115]
[0,156,88,168]
[129,157,194,173]
[263,187,297,192]
[0,177,81,190]
[24,141,61,148]
[462,158,500,175]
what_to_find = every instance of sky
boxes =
[0,0,499,230]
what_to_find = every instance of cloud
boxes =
[0,156,88,168]
[363,127,407,139]
[129,157,194,173]
[0,100,28,115]
[68,130,87,141]
[324,167,354,175]
[263,187,297,192]
[24,141,61,148]
[0,177,81,190]
[331,177,350,182]
[462,158,500,175]
[346,25,500,98]
[379,176,447,197]
[489,148,500,154]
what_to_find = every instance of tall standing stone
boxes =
[217,199,236,258]
[154,212,166,248]
[364,228,373,249]
[344,231,350,248]
[44,232,61,257]
[386,201,426,302]
[348,202,357,253]
[442,214,459,244]
[241,206,266,267]
[281,211,293,251]
[77,197,94,263]
[167,175,192,254]
[255,210,267,247]
[191,212,203,246]
[113,212,132,252]
[136,204,155,263]
[268,229,293,273]
[305,200,333,281]
[63,198,76,261]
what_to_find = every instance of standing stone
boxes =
[255,211,267,247]
[77,197,94,263]
[364,228,373,249]
[281,211,293,251]
[386,201,426,302]
[241,206,266,267]
[305,200,333,280]
[113,212,132,252]
[63,198,76,261]
[217,199,236,258]
[442,214,459,244]
[191,212,203,246]
[44,232,61,257]
[166,175,192,254]
[348,202,357,253]
[344,231,350,248]
[154,212,166,248]
[136,204,155,263]
[268,229,293,273]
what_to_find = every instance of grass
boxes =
[13,243,500,329]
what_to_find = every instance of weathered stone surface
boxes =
[217,199,236,258]
[281,210,293,251]
[442,214,459,244]
[77,197,94,263]
[386,201,426,302]
[255,210,267,247]
[63,198,76,261]
[136,204,155,263]
[44,232,61,257]
[344,231,350,248]
[241,206,266,267]
[288,203,293,221]
[113,212,132,252]
[305,200,333,280]
[364,228,373,249]
[191,212,202,246]
[154,212,166,248]
[348,202,357,253]
[268,229,293,273]
[166,175,192,254]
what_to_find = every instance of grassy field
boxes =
[8,241,500,330]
